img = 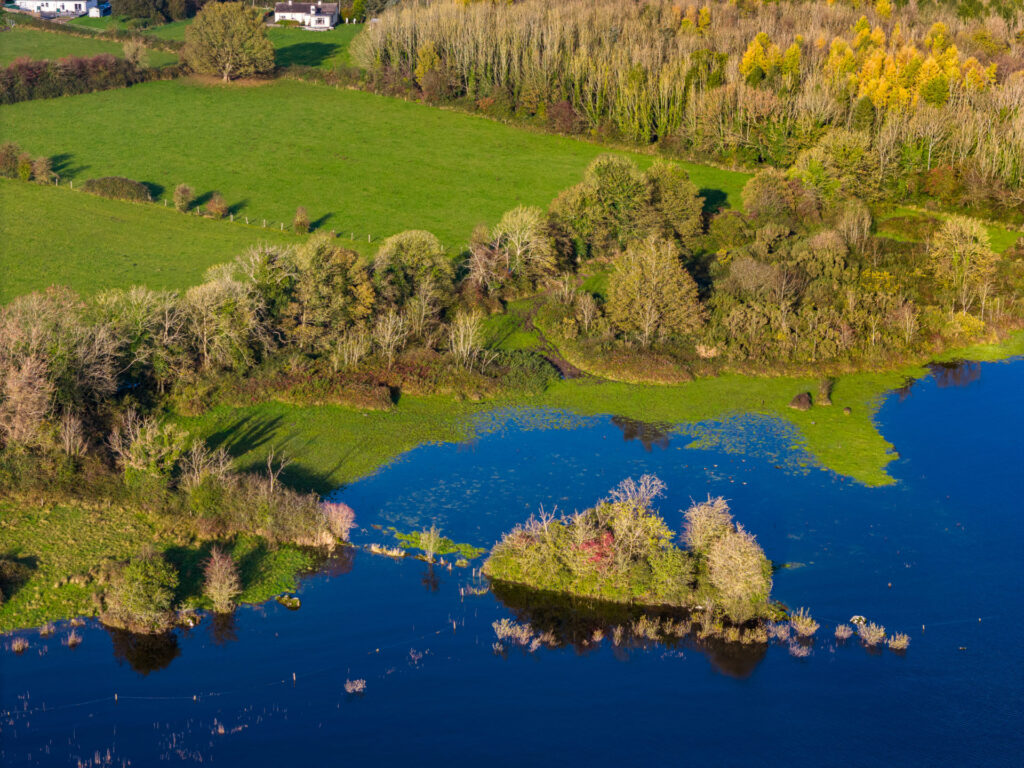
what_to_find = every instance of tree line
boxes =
[352,0,1024,221]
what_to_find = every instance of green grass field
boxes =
[876,206,1021,253]
[0,79,748,297]
[0,26,178,67]
[268,24,362,68]
[0,179,300,301]
[66,17,362,67]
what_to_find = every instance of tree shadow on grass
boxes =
[275,41,339,67]
[205,414,287,461]
[49,153,89,180]
[699,187,729,216]
[227,198,248,216]
[0,553,37,603]
[142,181,165,200]
[310,212,333,232]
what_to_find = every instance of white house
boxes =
[16,0,98,16]
[274,1,339,30]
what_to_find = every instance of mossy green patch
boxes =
[389,528,486,560]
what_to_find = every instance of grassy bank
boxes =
[0,501,314,632]
[0,179,300,301]
[0,26,178,67]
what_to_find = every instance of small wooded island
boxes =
[484,476,777,625]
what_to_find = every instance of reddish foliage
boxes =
[579,530,615,568]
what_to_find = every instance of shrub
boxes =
[64,629,83,648]
[419,524,442,563]
[789,607,820,637]
[858,622,886,647]
[102,553,179,634]
[834,623,853,640]
[202,546,241,613]
[10,636,29,653]
[887,632,910,651]
[81,176,152,203]
[321,501,355,541]
[344,678,366,694]
[173,183,194,213]
[206,192,228,219]
[293,206,310,235]
[682,497,733,553]
[31,156,53,184]
[706,526,773,623]
[0,142,20,177]
[16,153,33,182]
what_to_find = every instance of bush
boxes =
[102,553,179,633]
[789,607,819,637]
[293,206,310,235]
[173,183,194,212]
[858,621,886,646]
[203,546,241,613]
[0,54,175,106]
[321,501,356,541]
[206,191,228,218]
[31,156,53,184]
[0,141,20,178]
[81,176,152,203]
[16,153,32,182]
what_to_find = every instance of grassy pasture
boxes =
[0,26,178,67]
[268,24,362,68]
[0,79,748,297]
[0,180,299,301]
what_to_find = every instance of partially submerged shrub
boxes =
[493,618,533,646]
[64,630,82,648]
[705,525,773,623]
[344,678,367,694]
[203,547,241,613]
[858,622,886,647]
[321,501,355,541]
[790,607,820,638]
[835,624,853,641]
[81,176,152,203]
[10,636,29,653]
[102,553,179,634]
[887,632,910,651]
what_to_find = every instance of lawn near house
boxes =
[0,78,749,298]
[0,26,178,67]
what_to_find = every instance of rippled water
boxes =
[2,359,1021,765]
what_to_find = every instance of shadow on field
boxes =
[699,187,728,215]
[275,42,339,67]
[50,153,87,180]
[206,414,286,460]
[143,181,165,200]
[310,212,333,231]
[0,553,37,603]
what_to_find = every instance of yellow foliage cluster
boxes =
[678,4,711,34]
[824,17,997,109]
[739,32,801,82]
[859,268,899,293]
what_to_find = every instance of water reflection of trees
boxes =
[209,612,239,647]
[491,582,766,679]
[611,417,672,451]
[928,361,981,389]
[108,628,181,675]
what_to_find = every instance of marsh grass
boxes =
[834,624,854,641]
[789,607,820,638]
[887,632,910,652]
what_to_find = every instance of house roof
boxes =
[274,2,339,14]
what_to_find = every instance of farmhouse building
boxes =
[15,0,98,16]
[274,1,340,29]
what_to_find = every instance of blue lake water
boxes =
[2,359,1022,765]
